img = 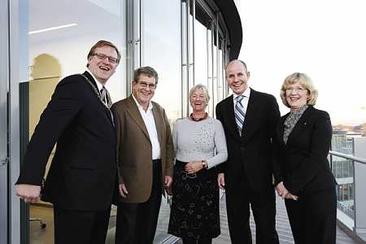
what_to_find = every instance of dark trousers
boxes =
[53,207,111,244]
[285,187,336,244]
[225,176,279,244]
[115,160,162,244]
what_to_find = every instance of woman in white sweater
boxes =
[168,84,228,244]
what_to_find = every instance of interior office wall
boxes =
[27,0,128,102]
[28,34,127,103]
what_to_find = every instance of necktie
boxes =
[235,95,245,135]
[100,87,112,108]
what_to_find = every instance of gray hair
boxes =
[133,66,159,84]
[189,84,210,103]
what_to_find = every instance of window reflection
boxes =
[28,0,126,101]
[190,3,228,117]
[194,20,208,87]
[24,1,127,243]
[142,0,181,123]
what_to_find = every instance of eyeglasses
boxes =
[285,87,307,93]
[92,53,119,64]
[138,81,156,89]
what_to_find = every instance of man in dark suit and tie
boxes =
[16,40,120,244]
[216,60,280,244]
[112,66,174,244]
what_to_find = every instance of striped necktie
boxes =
[235,95,245,135]
[100,87,112,108]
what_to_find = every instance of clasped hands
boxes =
[185,161,204,174]
[275,181,298,201]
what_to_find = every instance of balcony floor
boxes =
[155,194,361,244]
[30,194,361,243]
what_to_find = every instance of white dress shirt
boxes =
[132,95,161,160]
[88,70,104,92]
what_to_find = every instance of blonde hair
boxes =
[280,72,318,108]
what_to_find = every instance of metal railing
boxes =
[329,150,366,242]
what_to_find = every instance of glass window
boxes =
[0,1,9,242]
[22,1,127,242]
[141,0,181,123]
[28,0,127,101]
[194,19,208,87]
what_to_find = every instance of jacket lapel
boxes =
[241,90,263,143]
[83,71,98,90]
[241,91,255,139]
[223,95,241,138]
[126,96,150,140]
[277,113,288,146]
[83,71,114,127]
[284,106,313,144]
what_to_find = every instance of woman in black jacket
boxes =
[274,72,336,244]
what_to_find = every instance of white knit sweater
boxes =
[173,116,228,169]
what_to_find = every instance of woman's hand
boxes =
[185,160,204,174]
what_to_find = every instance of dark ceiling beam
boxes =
[214,0,243,60]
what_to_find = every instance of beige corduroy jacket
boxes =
[112,95,174,203]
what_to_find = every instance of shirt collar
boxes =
[233,87,251,101]
[132,94,154,112]
[86,70,104,92]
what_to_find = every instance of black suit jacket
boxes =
[216,89,280,192]
[16,71,117,211]
[275,106,335,196]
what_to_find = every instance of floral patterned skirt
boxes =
[168,160,220,239]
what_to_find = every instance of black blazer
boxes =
[17,71,117,211]
[275,106,335,196]
[216,89,280,192]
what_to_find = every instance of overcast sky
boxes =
[238,0,366,125]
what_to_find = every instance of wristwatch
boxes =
[201,160,208,169]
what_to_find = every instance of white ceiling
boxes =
[29,0,123,45]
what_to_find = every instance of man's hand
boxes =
[285,192,299,201]
[164,176,173,195]
[217,173,225,189]
[16,184,41,203]
[119,183,128,198]
[275,181,289,199]
[164,176,173,188]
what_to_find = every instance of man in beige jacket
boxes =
[111,66,174,244]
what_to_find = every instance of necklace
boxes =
[81,73,114,126]
[190,112,208,122]
[81,74,111,109]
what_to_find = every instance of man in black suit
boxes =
[216,60,280,244]
[15,40,120,244]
